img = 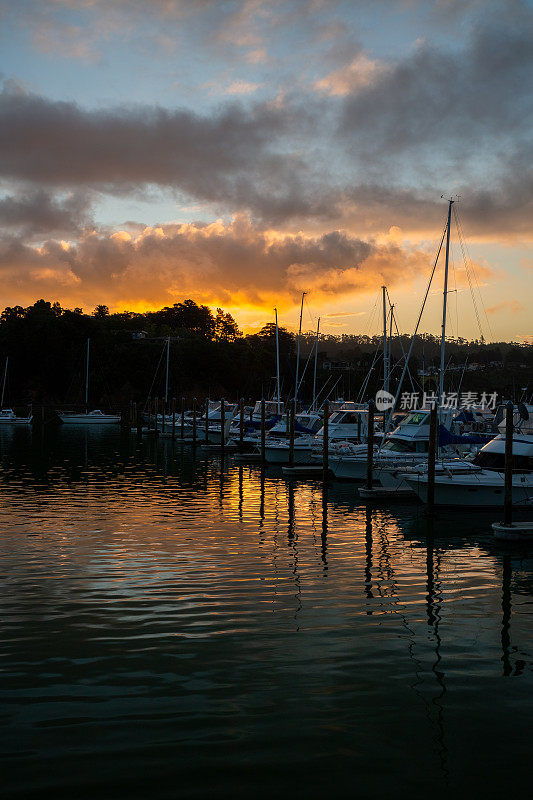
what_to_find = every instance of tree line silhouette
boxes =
[0,299,531,409]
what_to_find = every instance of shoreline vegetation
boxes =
[1,299,531,409]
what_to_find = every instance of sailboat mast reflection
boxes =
[286,480,302,629]
[364,505,373,603]
[321,484,328,572]
[500,553,526,677]
[425,522,449,784]
[501,554,512,677]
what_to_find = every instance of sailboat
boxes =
[402,429,533,507]
[0,357,33,425]
[58,339,120,424]
[363,199,487,491]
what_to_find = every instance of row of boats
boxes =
[2,392,532,509]
[144,396,533,509]
[0,407,120,424]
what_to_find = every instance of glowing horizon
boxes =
[0,1,531,344]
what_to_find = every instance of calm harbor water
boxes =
[1,427,531,799]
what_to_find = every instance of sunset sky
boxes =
[1,0,531,341]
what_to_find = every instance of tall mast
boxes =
[85,339,90,413]
[439,199,454,405]
[294,291,306,403]
[312,317,320,411]
[382,286,389,394]
[274,308,281,414]
[1,356,8,407]
[165,335,170,407]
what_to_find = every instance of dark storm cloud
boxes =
[0,85,333,223]
[339,160,533,238]
[0,88,286,188]
[339,10,533,157]
[0,189,93,236]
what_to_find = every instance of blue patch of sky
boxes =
[0,0,473,111]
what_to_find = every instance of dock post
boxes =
[204,398,209,443]
[180,397,185,439]
[504,401,514,526]
[426,403,438,512]
[171,397,176,440]
[154,397,159,438]
[220,398,225,456]
[147,399,152,433]
[162,398,166,434]
[323,400,329,482]
[288,399,295,468]
[239,397,244,452]
[192,398,197,445]
[260,398,266,466]
[366,400,374,490]
[357,414,361,443]
[136,402,142,439]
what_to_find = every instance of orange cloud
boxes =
[225,79,262,95]
[0,215,446,313]
[486,299,524,315]
[314,54,388,96]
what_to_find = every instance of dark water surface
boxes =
[1,427,531,799]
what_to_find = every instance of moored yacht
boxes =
[402,433,533,507]
[264,402,381,465]
[0,357,33,424]
[59,409,121,424]
[263,411,323,464]
[319,402,377,444]
[329,407,477,481]
[0,407,33,425]
[58,339,120,425]
[228,399,284,449]
[180,400,237,441]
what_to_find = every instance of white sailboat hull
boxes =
[329,456,368,480]
[59,413,120,425]
[404,472,533,507]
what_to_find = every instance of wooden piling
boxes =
[205,398,209,444]
[171,397,176,440]
[154,397,159,438]
[192,397,197,445]
[239,397,244,452]
[288,399,295,468]
[426,403,438,512]
[161,399,166,434]
[366,400,374,490]
[220,398,225,456]
[504,401,514,526]
[260,398,266,466]
[323,400,329,482]
[136,402,142,438]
